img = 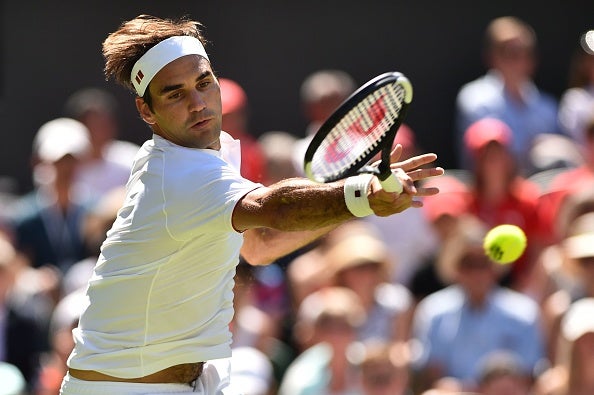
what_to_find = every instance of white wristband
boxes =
[344,173,374,217]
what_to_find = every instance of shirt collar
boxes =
[485,69,538,104]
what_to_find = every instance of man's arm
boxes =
[236,149,444,265]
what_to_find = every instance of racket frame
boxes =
[303,71,413,188]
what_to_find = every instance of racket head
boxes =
[303,71,413,183]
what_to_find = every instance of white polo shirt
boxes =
[67,132,261,378]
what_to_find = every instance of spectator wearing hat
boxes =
[476,351,532,395]
[219,78,266,183]
[535,211,594,363]
[534,298,594,395]
[278,286,365,395]
[411,215,545,393]
[454,16,560,175]
[324,229,414,343]
[9,118,91,274]
[463,117,544,290]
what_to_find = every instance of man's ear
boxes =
[136,97,155,125]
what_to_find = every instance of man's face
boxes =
[491,38,536,83]
[137,55,223,150]
[455,248,498,300]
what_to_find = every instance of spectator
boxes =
[257,130,299,186]
[534,298,594,395]
[278,286,365,395]
[352,340,412,395]
[463,117,544,290]
[10,118,91,273]
[523,184,594,306]
[0,234,45,390]
[455,16,560,174]
[292,69,356,175]
[284,220,375,315]
[538,211,594,363]
[558,30,594,145]
[537,114,594,245]
[324,230,413,343]
[64,87,139,204]
[476,351,533,395]
[219,77,267,182]
[365,124,440,286]
[412,215,545,392]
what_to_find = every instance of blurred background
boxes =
[1,0,592,193]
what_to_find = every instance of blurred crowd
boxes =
[1,16,594,395]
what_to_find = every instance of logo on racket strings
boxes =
[325,95,388,163]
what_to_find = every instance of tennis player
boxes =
[59,14,444,395]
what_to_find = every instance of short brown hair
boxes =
[102,14,208,95]
[484,16,536,53]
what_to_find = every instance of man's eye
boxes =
[168,92,182,100]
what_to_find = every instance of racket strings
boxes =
[312,83,406,179]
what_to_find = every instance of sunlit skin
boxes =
[136,55,222,150]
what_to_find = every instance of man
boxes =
[11,117,91,273]
[278,286,366,395]
[60,14,443,395]
[412,216,544,392]
[454,16,560,175]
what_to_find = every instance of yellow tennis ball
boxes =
[483,224,527,264]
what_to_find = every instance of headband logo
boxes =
[135,70,144,85]
[130,36,209,96]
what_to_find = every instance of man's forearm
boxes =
[241,223,340,265]
[239,178,354,265]
[244,178,353,232]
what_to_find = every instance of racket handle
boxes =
[379,172,403,193]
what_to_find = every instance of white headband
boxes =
[131,36,209,96]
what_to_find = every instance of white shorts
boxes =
[59,362,235,395]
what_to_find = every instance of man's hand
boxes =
[368,144,444,216]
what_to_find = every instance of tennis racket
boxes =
[303,71,413,193]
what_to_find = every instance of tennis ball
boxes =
[483,224,527,264]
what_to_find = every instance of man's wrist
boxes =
[343,174,374,217]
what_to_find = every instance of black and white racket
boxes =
[303,71,413,193]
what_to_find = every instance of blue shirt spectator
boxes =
[411,215,545,392]
[454,17,561,175]
[413,285,544,386]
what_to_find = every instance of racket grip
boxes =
[379,172,403,193]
